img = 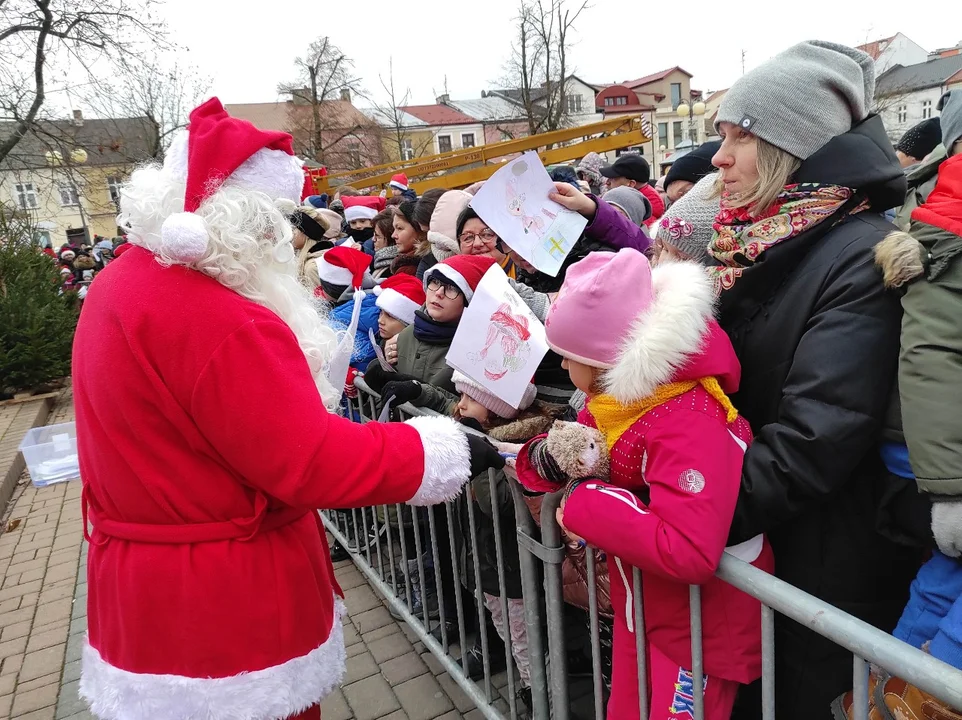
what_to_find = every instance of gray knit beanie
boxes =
[716,40,875,160]
[656,173,721,264]
[939,91,962,154]
[601,186,652,226]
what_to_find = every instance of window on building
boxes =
[566,94,584,114]
[461,133,476,148]
[658,122,668,143]
[14,182,39,210]
[438,135,452,153]
[59,183,80,207]
[671,83,682,109]
[35,229,51,248]
[922,100,933,119]
[897,105,908,123]
[107,176,122,205]
[347,144,361,168]
[401,139,414,161]
[603,96,629,107]
[672,121,683,147]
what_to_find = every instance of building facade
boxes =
[876,49,962,142]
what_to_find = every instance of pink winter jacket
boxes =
[519,320,773,719]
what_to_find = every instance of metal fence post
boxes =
[539,490,570,720]
[689,584,705,720]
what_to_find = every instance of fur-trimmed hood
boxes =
[486,402,565,443]
[603,260,740,404]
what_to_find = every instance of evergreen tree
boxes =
[0,210,78,394]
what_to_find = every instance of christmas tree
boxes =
[0,209,78,395]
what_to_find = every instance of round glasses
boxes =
[427,278,462,300]
[459,228,498,247]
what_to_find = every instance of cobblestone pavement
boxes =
[0,389,492,720]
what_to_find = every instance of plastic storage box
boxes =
[18,422,80,487]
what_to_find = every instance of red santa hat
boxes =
[389,173,409,192]
[315,246,371,290]
[160,98,305,264]
[422,254,496,304]
[374,274,426,325]
[342,195,386,223]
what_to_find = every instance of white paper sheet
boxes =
[446,265,549,408]
[469,151,588,277]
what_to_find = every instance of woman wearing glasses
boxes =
[456,207,518,279]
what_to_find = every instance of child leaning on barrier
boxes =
[515,250,774,720]
[453,371,565,714]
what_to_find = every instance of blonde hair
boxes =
[714,137,801,216]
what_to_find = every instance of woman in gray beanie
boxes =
[707,40,921,720]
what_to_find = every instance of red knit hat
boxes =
[316,246,371,290]
[423,255,496,303]
[160,98,304,264]
[342,195,386,223]
[390,173,409,192]
[374,274,426,325]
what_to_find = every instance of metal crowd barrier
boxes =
[322,378,962,720]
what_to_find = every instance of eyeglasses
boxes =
[459,229,498,246]
[427,278,463,300]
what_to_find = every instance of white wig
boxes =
[117,135,341,410]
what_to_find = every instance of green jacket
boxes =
[899,220,962,495]
[894,145,946,231]
[394,325,458,415]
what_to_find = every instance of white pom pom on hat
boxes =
[160,213,209,263]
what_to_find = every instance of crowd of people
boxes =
[42,235,131,299]
[68,36,962,720]
[296,39,962,720]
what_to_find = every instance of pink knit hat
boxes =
[544,249,653,369]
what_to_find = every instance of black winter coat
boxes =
[721,116,923,720]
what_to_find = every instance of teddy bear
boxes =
[544,420,610,481]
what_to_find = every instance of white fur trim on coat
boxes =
[405,416,471,505]
[79,599,347,720]
[426,230,459,262]
[604,260,715,405]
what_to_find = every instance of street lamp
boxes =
[676,100,706,147]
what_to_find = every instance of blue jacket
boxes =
[329,292,380,372]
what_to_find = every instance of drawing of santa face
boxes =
[479,303,532,381]
[506,180,525,217]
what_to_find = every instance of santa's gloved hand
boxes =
[364,364,416,394]
[932,499,962,557]
[382,380,422,408]
[467,433,506,477]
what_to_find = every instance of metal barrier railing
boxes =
[324,378,962,720]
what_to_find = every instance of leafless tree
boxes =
[279,36,367,164]
[502,0,589,136]
[0,0,167,166]
[366,59,437,163]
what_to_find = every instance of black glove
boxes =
[381,380,422,408]
[364,362,416,394]
[467,433,506,477]
[458,416,485,433]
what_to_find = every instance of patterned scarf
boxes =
[588,378,737,451]
[706,183,867,293]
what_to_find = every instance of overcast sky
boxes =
[159,0,953,108]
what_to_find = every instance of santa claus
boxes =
[72,98,502,720]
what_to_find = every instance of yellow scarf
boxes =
[588,378,738,451]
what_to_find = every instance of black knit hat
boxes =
[664,141,721,190]
[456,206,481,241]
[895,118,942,161]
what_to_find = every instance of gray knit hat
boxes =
[939,91,962,154]
[601,186,652,226]
[716,40,875,160]
[656,173,721,264]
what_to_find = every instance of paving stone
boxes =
[421,651,446,676]
[0,620,32,643]
[341,620,361,648]
[343,673,401,720]
[19,644,66,682]
[360,621,398,644]
[318,688,353,720]
[379,711,410,720]
[437,672,475,714]
[33,599,71,628]
[55,679,88,718]
[343,585,381,614]
[25,625,69,653]
[13,707,57,720]
[17,671,61,694]
[367,632,413,664]
[394,673,454,720]
[352,606,393,634]
[380,651,429,686]
[0,635,28,661]
[342,649,379,685]
[0,673,15,696]
[65,633,83,663]
[0,692,11,716]
[61,659,82,684]
[59,711,95,720]
[10,680,59,714]
[1,652,24,676]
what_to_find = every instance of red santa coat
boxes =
[73,246,469,720]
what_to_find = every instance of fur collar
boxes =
[603,260,715,405]
[487,404,562,442]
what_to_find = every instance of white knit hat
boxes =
[453,371,537,419]
[656,173,720,264]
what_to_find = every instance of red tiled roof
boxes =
[400,104,478,126]
[621,67,693,88]
[856,35,896,60]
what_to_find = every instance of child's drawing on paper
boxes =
[507,164,546,238]
[469,302,532,381]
